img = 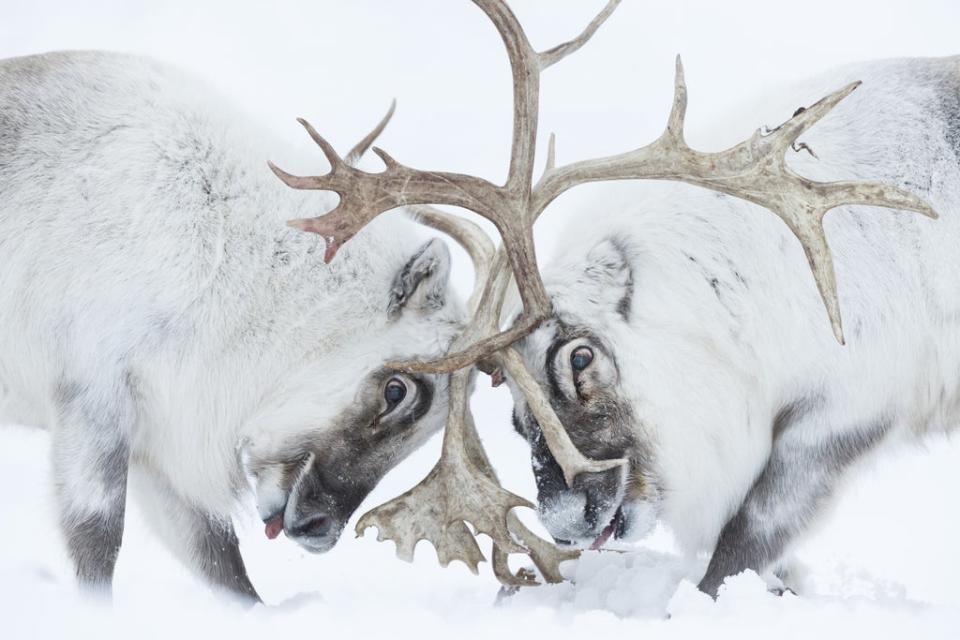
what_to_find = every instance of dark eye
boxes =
[570,347,594,372]
[383,378,407,410]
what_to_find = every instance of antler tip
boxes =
[827,308,845,344]
[295,117,343,165]
[354,514,375,538]
[840,81,861,100]
[372,146,398,167]
[287,218,342,265]
[322,240,341,263]
[545,133,557,172]
[346,99,399,165]
[819,81,861,109]
[448,558,481,576]
[267,160,300,186]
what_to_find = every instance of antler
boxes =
[274,0,939,587]
[345,99,397,167]
[531,57,937,343]
[356,368,579,586]
[388,206,601,583]
[270,0,630,362]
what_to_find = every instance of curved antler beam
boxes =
[269,135,503,264]
[532,57,937,342]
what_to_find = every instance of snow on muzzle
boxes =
[533,438,630,547]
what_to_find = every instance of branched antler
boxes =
[273,0,938,587]
[531,56,937,342]
[356,369,578,585]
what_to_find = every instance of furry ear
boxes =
[583,238,634,321]
[387,238,452,318]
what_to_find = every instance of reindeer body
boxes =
[512,56,960,594]
[0,51,461,599]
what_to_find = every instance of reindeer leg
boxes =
[131,467,260,603]
[52,379,136,595]
[697,404,890,598]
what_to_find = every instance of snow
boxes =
[5,408,960,638]
[3,0,960,637]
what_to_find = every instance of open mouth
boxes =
[589,505,626,550]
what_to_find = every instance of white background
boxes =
[2,1,960,638]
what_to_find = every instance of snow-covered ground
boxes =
[3,1,960,637]
[4,409,960,638]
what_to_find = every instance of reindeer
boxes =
[0,50,465,601]
[269,0,948,597]
[505,55,960,595]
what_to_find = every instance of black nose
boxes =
[288,513,333,538]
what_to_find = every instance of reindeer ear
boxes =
[583,238,633,321]
[387,238,452,318]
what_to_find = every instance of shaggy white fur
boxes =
[0,51,463,596]
[510,56,960,589]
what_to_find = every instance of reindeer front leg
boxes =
[52,379,135,594]
[132,468,260,603]
[698,405,890,597]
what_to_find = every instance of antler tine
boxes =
[470,0,539,194]
[538,0,622,70]
[345,99,397,166]
[406,205,494,313]
[500,348,627,486]
[533,61,939,343]
[544,133,557,173]
[296,117,344,168]
[359,360,583,586]
[357,370,533,564]
[666,55,688,142]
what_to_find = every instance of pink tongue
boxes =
[589,520,616,551]
[264,515,284,540]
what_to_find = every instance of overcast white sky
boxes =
[5,1,958,163]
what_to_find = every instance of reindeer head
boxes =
[505,237,662,549]
[242,107,466,553]
[269,0,936,582]
[240,233,463,552]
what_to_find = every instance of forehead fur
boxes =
[242,277,464,455]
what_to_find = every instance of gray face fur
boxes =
[246,369,450,552]
[508,238,659,547]
[243,238,458,553]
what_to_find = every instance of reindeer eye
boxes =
[570,347,594,372]
[383,378,407,409]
